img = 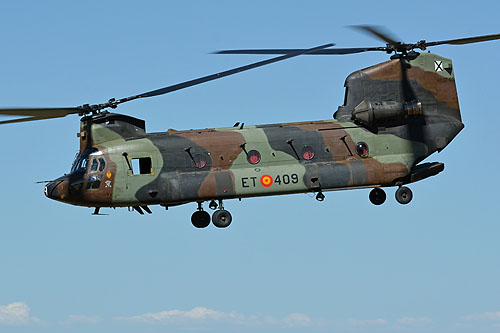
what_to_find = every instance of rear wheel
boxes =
[212,209,232,228]
[369,188,386,205]
[395,186,413,205]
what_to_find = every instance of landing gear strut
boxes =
[395,186,413,204]
[369,188,386,205]
[315,191,325,202]
[191,202,210,228]
[212,200,232,228]
[208,200,218,210]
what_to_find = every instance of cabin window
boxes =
[193,154,207,169]
[355,142,369,158]
[131,157,152,174]
[301,146,315,160]
[247,150,261,164]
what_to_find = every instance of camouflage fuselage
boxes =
[45,52,464,209]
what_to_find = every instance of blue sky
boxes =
[0,1,499,332]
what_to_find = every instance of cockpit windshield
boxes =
[71,148,97,173]
[71,157,88,173]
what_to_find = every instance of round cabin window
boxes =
[193,154,207,168]
[301,146,315,160]
[247,150,261,164]
[355,142,369,158]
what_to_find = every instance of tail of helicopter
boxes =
[336,52,464,157]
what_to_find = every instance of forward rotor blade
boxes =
[215,47,386,55]
[423,33,500,47]
[350,25,401,46]
[0,107,82,125]
[1,43,336,117]
[107,43,335,107]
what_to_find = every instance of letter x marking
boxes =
[434,60,443,72]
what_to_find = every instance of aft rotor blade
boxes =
[0,107,82,125]
[423,33,500,47]
[350,25,401,46]
[105,42,335,108]
[215,47,386,55]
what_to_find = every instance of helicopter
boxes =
[1,26,499,228]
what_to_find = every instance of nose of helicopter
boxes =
[44,181,60,200]
[44,177,70,201]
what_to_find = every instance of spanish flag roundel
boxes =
[260,175,273,187]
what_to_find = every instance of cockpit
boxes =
[69,148,109,190]
[45,147,110,203]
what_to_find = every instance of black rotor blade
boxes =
[423,33,500,47]
[215,47,386,55]
[0,107,82,125]
[350,25,401,46]
[104,42,335,108]
[1,43,336,118]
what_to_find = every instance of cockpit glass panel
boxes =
[98,158,106,172]
[79,158,88,171]
[90,159,99,172]
[71,158,79,172]
[86,174,102,190]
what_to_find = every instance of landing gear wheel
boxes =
[369,188,386,205]
[191,211,211,228]
[395,186,413,205]
[212,209,232,228]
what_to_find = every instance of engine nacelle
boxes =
[351,100,421,127]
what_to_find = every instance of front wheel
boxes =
[395,186,413,205]
[191,211,211,228]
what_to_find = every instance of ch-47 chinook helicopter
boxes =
[1,26,499,228]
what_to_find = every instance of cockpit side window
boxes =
[98,158,106,172]
[90,159,99,172]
